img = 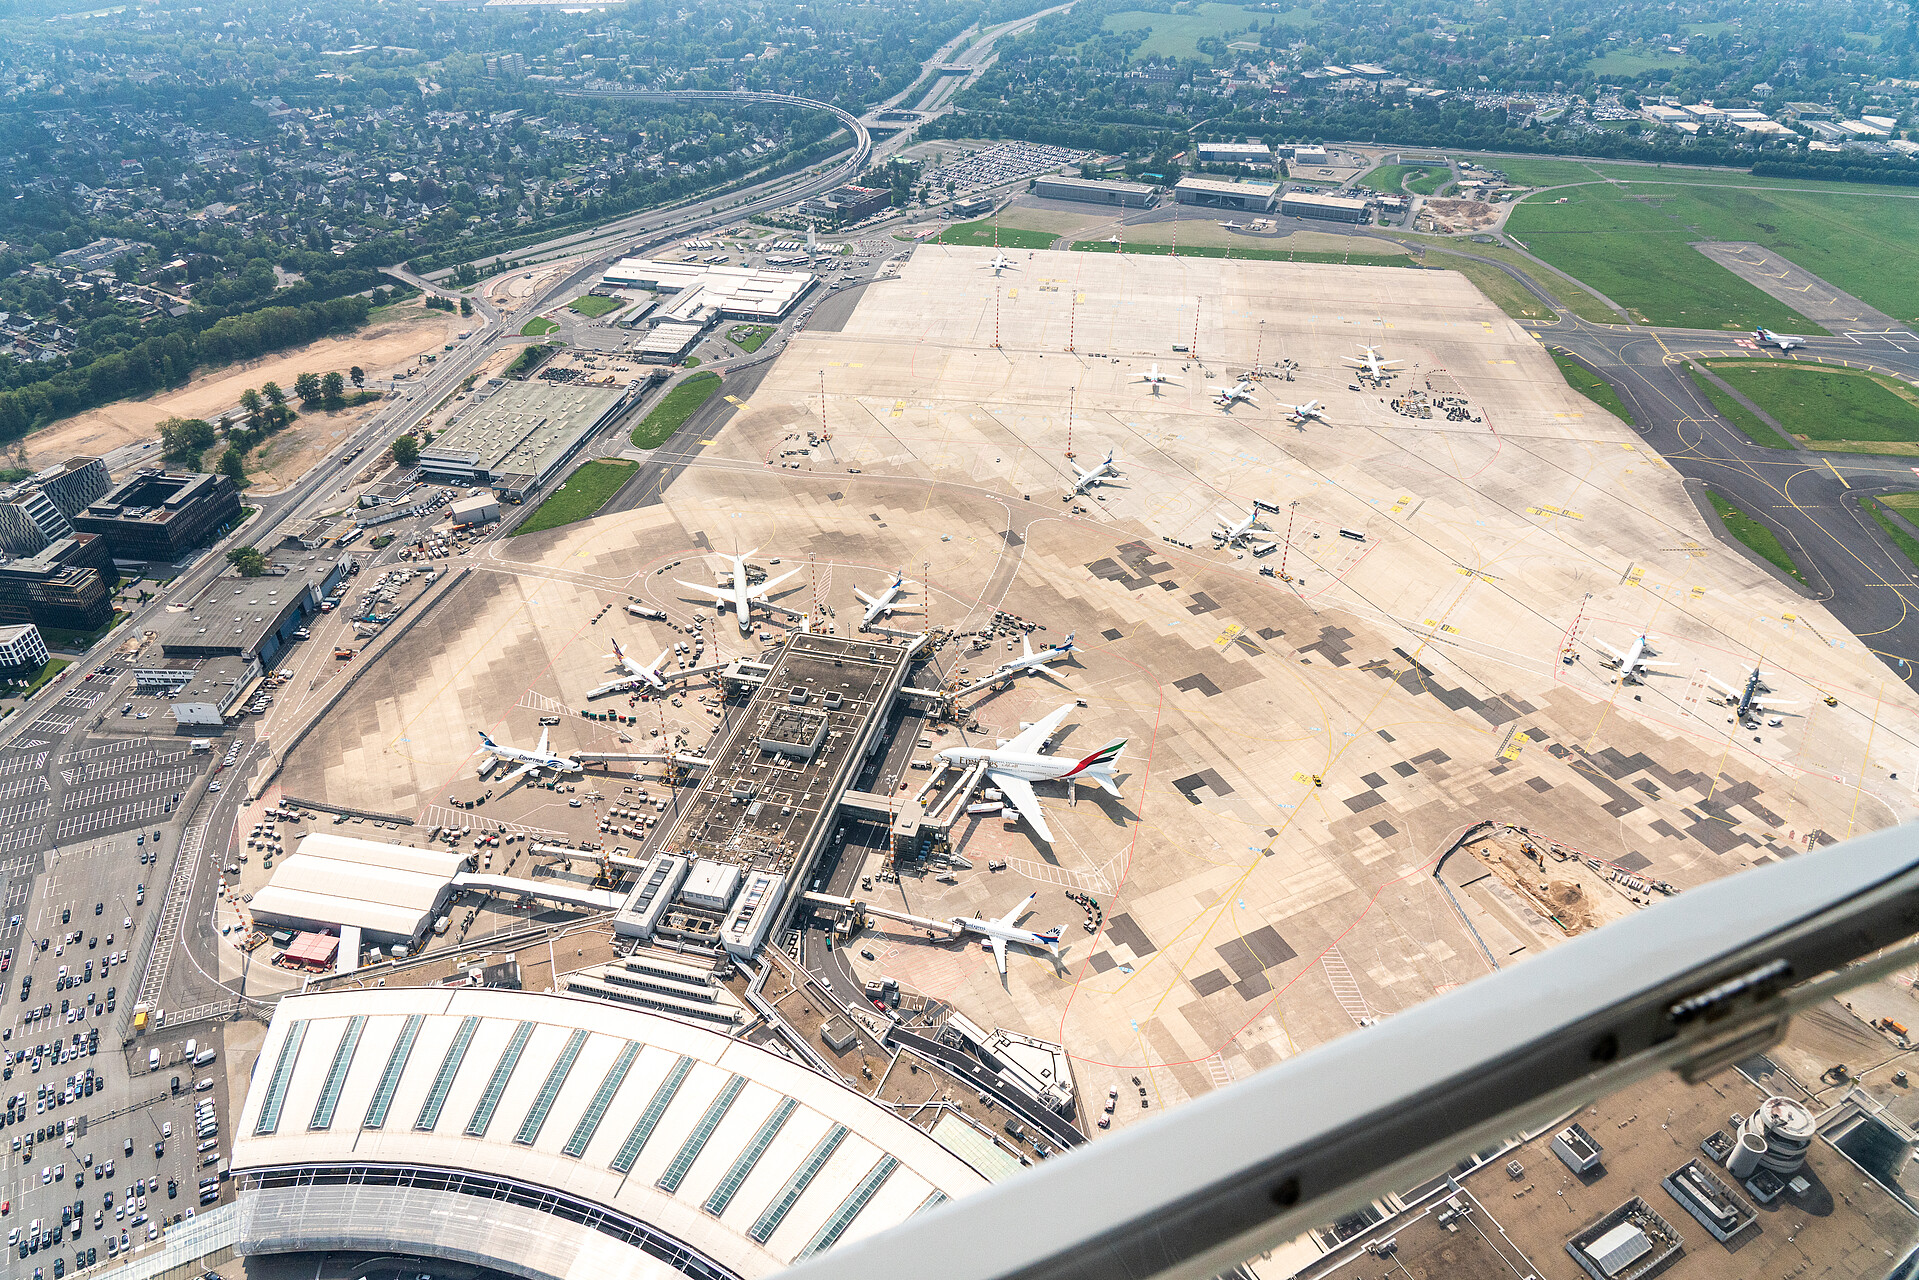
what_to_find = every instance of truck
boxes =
[334,648,355,660]
[626,604,668,621]
[189,740,211,753]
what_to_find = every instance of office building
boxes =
[0,456,110,555]
[1195,142,1275,169]
[0,623,48,673]
[0,533,115,631]
[795,183,891,225]
[74,470,242,561]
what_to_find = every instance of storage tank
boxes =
[1748,1096,1815,1174]
[1727,1127,1768,1179]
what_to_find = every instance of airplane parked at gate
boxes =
[1134,364,1178,394]
[1345,345,1404,379]
[1069,449,1120,495]
[1216,506,1267,546]
[953,894,1064,975]
[854,573,917,629]
[936,702,1124,847]
[676,549,801,636]
[478,729,582,784]
[589,638,673,697]
[953,634,1077,696]
[1594,633,1673,684]
[1711,666,1799,722]
[1212,379,1258,409]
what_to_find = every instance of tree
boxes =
[261,381,285,408]
[219,447,248,485]
[238,387,264,427]
[321,371,346,407]
[157,416,216,466]
[226,545,266,577]
[349,366,365,387]
[459,296,473,317]
[391,434,420,468]
[293,372,321,406]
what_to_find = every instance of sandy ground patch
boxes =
[21,301,464,469]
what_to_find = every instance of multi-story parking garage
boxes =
[232,988,988,1279]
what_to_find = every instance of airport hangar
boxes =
[271,242,1919,1125]
[232,987,988,1280]
[419,379,639,503]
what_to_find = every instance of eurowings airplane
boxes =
[854,572,916,628]
[936,701,1124,844]
[953,893,1064,975]
[1212,379,1258,409]
[675,549,801,635]
[477,729,582,784]
[1134,364,1177,394]
[1282,399,1326,423]
[1069,449,1119,494]
[589,638,672,697]
[1344,345,1404,378]
[954,633,1077,696]
[1217,506,1266,545]
[1594,633,1673,684]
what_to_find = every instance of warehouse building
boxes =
[169,657,256,727]
[232,988,990,1278]
[73,470,242,562]
[449,494,500,526]
[1280,190,1370,224]
[1173,176,1279,212]
[0,456,111,556]
[601,259,814,324]
[1031,175,1157,208]
[247,833,470,948]
[0,533,115,631]
[1195,142,1275,170]
[418,380,635,502]
[159,555,352,668]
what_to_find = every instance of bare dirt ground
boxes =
[20,301,465,469]
[1422,198,1500,234]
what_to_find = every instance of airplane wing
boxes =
[1003,703,1074,755]
[1029,662,1069,685]
[996,893,1037,929]
[536,727,549,755]
[756,568,802,597]
[989,771,1053,843]
[675,579,729,603]
[989,935,1008,976]
[1592,638,1625,660]
[503,761,540,784]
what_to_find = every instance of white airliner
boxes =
[1216,506,1266,545]
[676,549,801,636]
[1217,220,1244,230]
[854,572,916,628]
[477,729,582,784]
[1345,345,1404,379]
[1212,379,1258,409]
[1283,399,1327,423]
[590,638,672,697]
[1102,234,1125,247]
[954,633,1077,696]
[953,893,1064,975]
[1594,633,1673,684]
[1069,448,1120,494]
[1134,364,1178,394]
[1711,666,1798,721]
[1753,328,1806,350]
[982,252,1019,274]
[936,701,1125,845]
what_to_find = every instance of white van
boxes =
[192,1049,216,1068]
[194,1077,215,1092]
[183,1038,196,1061]
[147,1049,159,1072]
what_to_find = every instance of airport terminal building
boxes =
[232,988,989,1279]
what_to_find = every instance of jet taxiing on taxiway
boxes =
[1134,364,1178,394]
[1069,449,1120,495]
[478,729,583,784]
[1754,329,1807,350]
[1594,634,1672,684]
[954,633,1078,696]
[955,893,1064,975]
[1345,345,1404,379]
[854,573,917,628]
[936,701,1124,846]
[590,638,673,697]
[676,549,801,635]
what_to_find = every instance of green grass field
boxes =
[567,294,622,318]
[727,324,774,353]
[631,371,722,448]
[940,220,1056,249]
[1707,489,1806,583]
[1860,496,1919,573]
[1103,3,1314,61]
[1424,250,1554,321]
[1505,168,1919,330]
[1585,48,1694,77]
[510,460,639,536]
[1405,237,1623,323]
[1359,163,1437,194]
[1072,241,1415,267]
[1550,350,1633,423]
[1878,492,1919,518]
[519,316,559,336]
[1405,167,1451,195]
[1685,363,1795,449]
[19,658,69,699]
[1700,361,1919,444]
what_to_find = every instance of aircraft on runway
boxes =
[936,702,1125,847]
[1134,364,1178,394]
[954,893,1064,975]
[1712,666,1798,722]
[955,633,1077,695]
[1216,506,1267,545]
[1754,329,1807,351]
[1069,448,1120,495]
[478,729,582,784]
[1282,399,1327,424]
[676,549,801,636]
[1212,379,1259,409]
[590,638,673,697]
[854,572,917,628]
[1594,634,1672,685]
[1345,345,1404,379]
[982,252,1019,275]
